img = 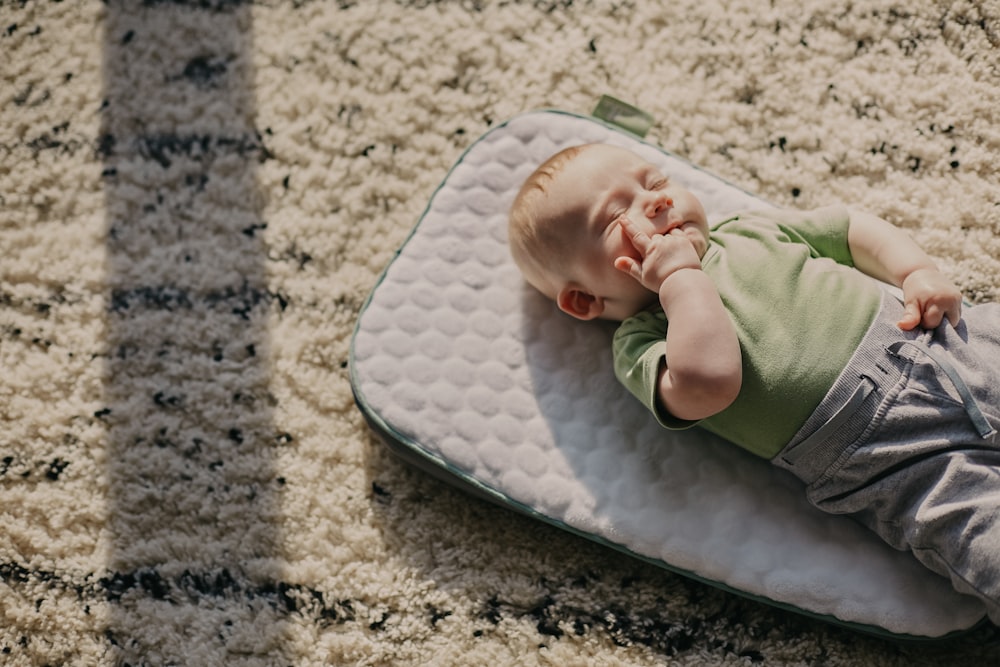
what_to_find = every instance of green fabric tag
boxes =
[592,95,655,137]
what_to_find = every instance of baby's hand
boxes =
[613,216,702,293]
[899,268,963,330]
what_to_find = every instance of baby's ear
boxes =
[557,285,604,320]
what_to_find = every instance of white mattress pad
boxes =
[349,110,987,638]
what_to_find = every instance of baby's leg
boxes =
[808,301,1000,623]
[864,448,1000,624]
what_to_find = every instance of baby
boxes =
[509,142,1000,623]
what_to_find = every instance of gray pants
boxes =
[773,291,1000,624]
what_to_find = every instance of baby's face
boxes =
[540,144,710,320]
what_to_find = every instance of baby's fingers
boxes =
[617,216,650,253]
[899,295,963,331]
[614,256,641,281]
[922,290,964,329]
[920,302,946,330]
[941,297,963,328]
[897,302,922,331]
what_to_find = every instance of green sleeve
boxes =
[768,204,855,265]
[612,309,699,430]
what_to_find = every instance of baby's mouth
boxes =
[665,219,689,234]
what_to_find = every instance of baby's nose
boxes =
[646,192,673,217]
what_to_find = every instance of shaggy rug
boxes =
[3,0,1000,664]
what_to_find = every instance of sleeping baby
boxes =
[508,142,1000,624]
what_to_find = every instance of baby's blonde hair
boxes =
[508,144,592,298]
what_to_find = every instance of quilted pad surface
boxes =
[350,110,986,637]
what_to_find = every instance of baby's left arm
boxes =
[846,208,963,330]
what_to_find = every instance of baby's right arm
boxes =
[845,208,963,330]
[615,218,742,421]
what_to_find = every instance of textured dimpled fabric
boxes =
[350,110,986,638]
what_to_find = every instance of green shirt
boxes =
[613,205,882,459]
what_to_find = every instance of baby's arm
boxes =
[846,208,963,330]
[615,217,742,421]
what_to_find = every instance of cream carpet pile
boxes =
[3,1,1000,665]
